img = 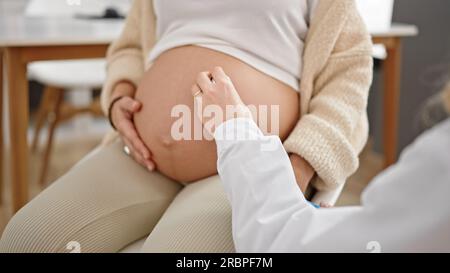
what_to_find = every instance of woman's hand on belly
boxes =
[110,95,156,171]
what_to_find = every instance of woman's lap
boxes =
[0,139,182,253]
[142,175,234,253]
[0,138,234,253]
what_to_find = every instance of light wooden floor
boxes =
[0,132,383,236]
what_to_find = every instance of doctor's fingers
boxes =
[196,71,214,93]
[191,84,203,97]
[212,66,230,83]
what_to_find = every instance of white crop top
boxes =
[148,0,318,91]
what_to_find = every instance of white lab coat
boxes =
[214,118,450,253]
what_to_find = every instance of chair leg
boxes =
[90,97,104,116]
[39,90,64,187]
[32,86,57,152]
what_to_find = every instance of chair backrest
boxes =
[355,0,394,32]
[25,0,132,17]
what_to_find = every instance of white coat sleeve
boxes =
[215,118,450,253]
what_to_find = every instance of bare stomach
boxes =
[134,46,300,183]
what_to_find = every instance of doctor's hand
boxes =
[289,153,315,193]
[110,82,156,172]
[192,66,252,135]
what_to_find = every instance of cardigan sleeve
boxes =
[100,0,146,115]
[284,4,373,190]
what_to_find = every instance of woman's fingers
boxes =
[119,96,142,113]
[110,95,155,172]
[123,138,145,165]
[113,99,148,159]
[119,118,151,160]
[123,137,155,171]
[144,158,156,171]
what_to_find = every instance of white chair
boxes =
[25,0,130,186]
[356,0,394,60]
[25,0,132,18]
[355,0,394,33]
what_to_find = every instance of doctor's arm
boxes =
[216,117,450,253]
[215,119,360,252]
[196,67,450,253]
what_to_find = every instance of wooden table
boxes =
[371,23,419,168]
[0,16,123,211]
[1,19,417,212]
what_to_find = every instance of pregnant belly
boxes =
[134,46,300,183]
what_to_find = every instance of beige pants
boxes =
[0,140,234,253]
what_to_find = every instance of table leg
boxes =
[382,38,402,168]
[0,49,3,204]
[6,48,29,212]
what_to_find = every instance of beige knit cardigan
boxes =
[100,0,374,190]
